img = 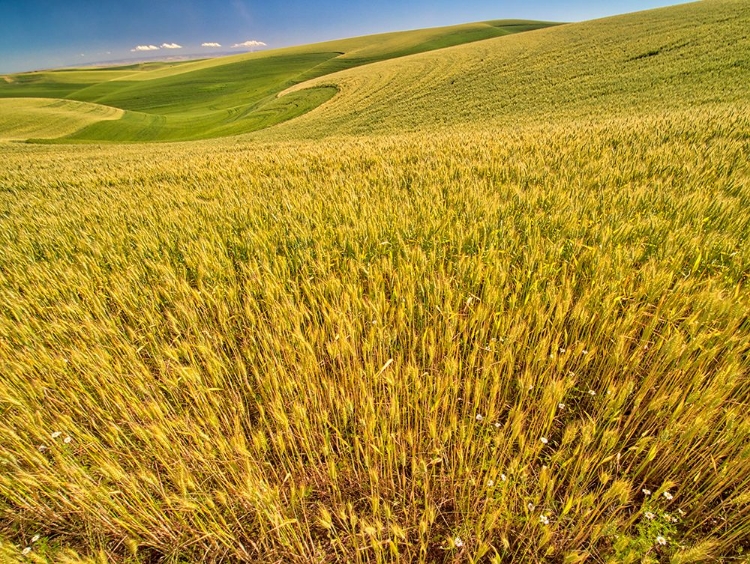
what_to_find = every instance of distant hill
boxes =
[0,21,556,142]
[1,1,747,144]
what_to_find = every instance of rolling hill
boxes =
[271,0,749,138]
[0,20,556,142]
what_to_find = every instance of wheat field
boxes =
[0,1,749,563]
[0,99,122,142]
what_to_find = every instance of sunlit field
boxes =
[0,1,749,562]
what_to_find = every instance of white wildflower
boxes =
[22,547,31,555]
[540,437,548,444]
[540,514,549,525]
[494,422,501,428]
[663,491,673,500]
[558,403,565,409]
[64,436,73,444]
[500,473,507,481]
[582,349,588,355]
[559,348,566,353]
[487,479,494,487]
[38,445,48,452]
[454,536,464,548]
[644,511,655,520]
[31,535,40,543]
[527,502,535,512]
[656,536,667,546]
[51,431,62,439]
[642,488,651,496]
[475,414,484,421]
[588,389,596,396]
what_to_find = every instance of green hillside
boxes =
[272,0,750,138]
[0,20,555,142]
[1,2,749,563]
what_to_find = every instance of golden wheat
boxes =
[0,105,748,562]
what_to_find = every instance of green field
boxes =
[1,1,749,562]
[0,21,555,142]
[0,99,123,141]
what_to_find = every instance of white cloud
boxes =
[131,45,160,52]
[202,42,222,48]
[161,43,182,49]
[231,40,267,49]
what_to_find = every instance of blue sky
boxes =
[1,0,691,74]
